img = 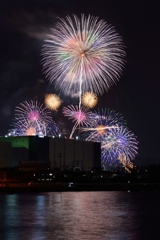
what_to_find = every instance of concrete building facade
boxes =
[0,136,101,171]
[49,138,101,171]
[0,141,12,168]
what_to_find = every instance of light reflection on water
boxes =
[0,191,160,240]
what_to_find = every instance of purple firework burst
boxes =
[8,118,61,137]
[15,100,52,124]
[8,100,61,137]
[82,108,126,141]
[101,126,138,168]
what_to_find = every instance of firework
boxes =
[42,14,126,97]
[118,154,134,173]
[62,105,95,138]
[45,94,61,111]
[25,126,37,136]
[81,92,98,108]
[8,118,61,137]
[15,100,52,124]
[63,105,94,125]
[8,119,37,136]
[101,126,138,169]
[82,109,126,141]
[9,100,61,137]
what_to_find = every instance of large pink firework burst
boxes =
[42,14,126,96]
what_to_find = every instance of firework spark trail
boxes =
[77,59,84,134]
[69,121,79,139]
[42,14,126,99]
[62,105,95,139]
[118,154,134,173]
[82,109,126,141]
[78,58,83,110]
[82,125,119,141]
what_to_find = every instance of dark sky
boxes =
[0,0,159,159]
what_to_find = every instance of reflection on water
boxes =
[0,191,160,240]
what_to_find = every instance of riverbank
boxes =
[1,182,160,192]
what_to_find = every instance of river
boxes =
[0,191,160,240]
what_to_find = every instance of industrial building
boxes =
[0,136,101,171]
[0,141,12,168]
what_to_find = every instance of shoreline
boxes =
[1,183,160,192]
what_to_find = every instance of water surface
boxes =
[0,191,160,240]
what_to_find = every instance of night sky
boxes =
[0,0,159,159]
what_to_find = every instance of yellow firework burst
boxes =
[45,94,61,111]
[81,92,98,108]
[25,127,36,136]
